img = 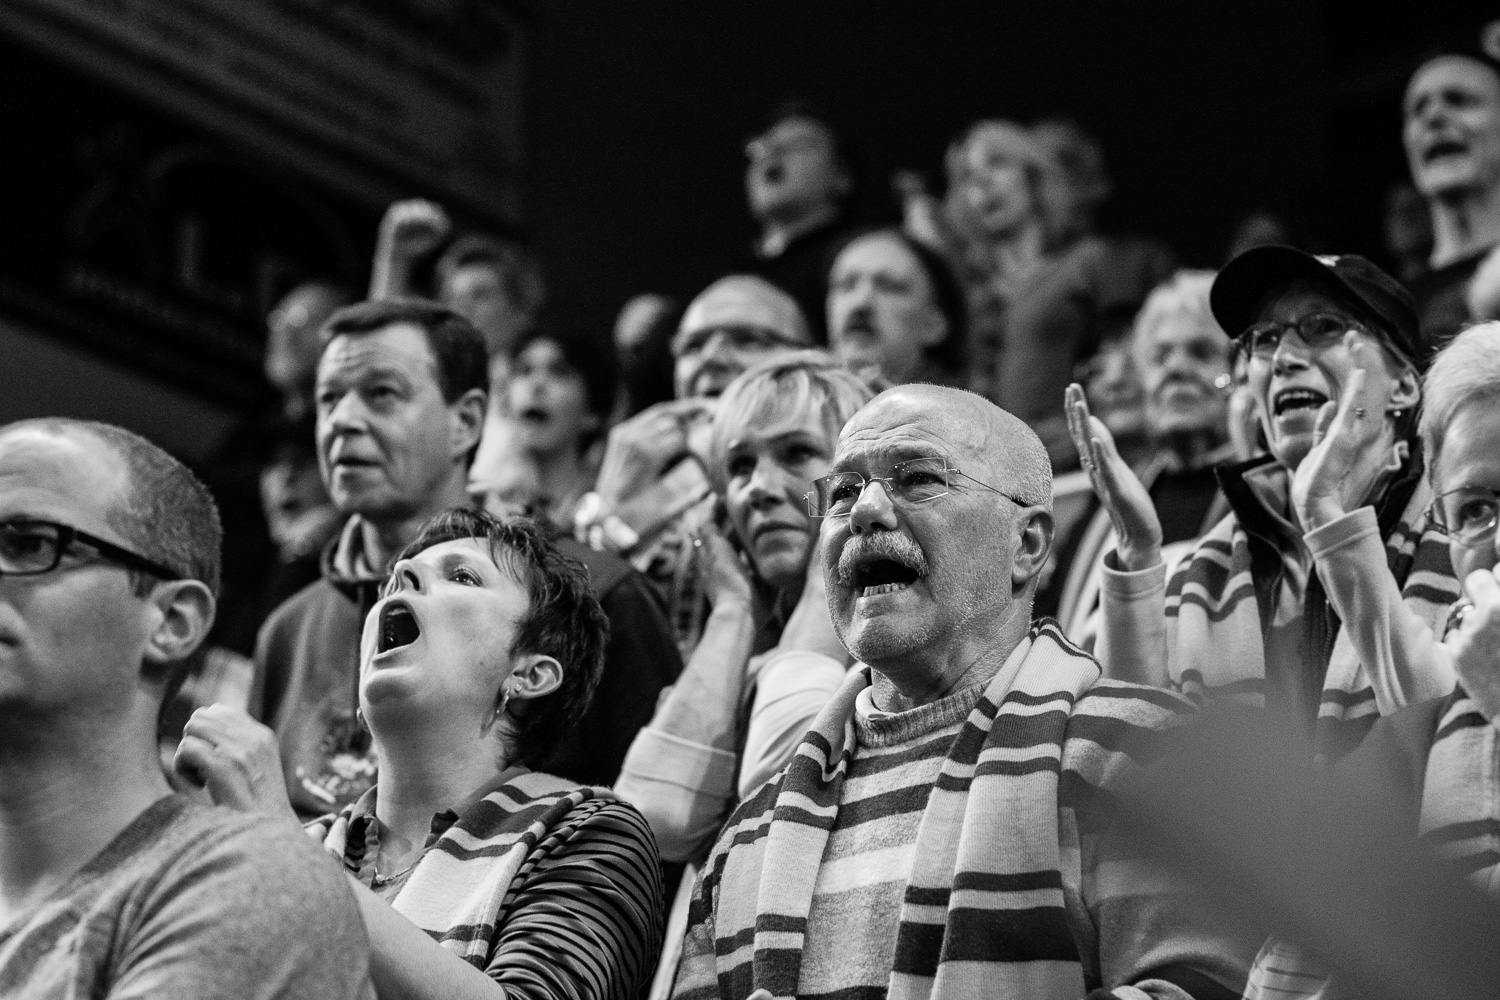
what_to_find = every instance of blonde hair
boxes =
[1421,321,1500,484]
[708,351,874,494]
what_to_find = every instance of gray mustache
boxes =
[835,532,929,586]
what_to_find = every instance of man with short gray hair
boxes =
[673,385,1251,1000]
[0,418,371,999]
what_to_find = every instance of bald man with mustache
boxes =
[672,385,1253,1000]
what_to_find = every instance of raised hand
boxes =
[1065,383,1162,571]
[594,398,714,509]
[369,199,452,299]
[1291,334,1402,532]
[1445,568,1500,724]
[174,704,299,824]
[694,524,755,611]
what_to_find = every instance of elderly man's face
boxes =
[720,405,837,593]
[1432,401,1500,581]
[745,117,845,222]
[316,324,467,524]
[673,286,802,399]
[827,233,947,385]
[1245,282,1413,473]
[819,390,1022,670]
[1404,57,1500,201]
[0,428,159,716]
[1137,311,1233,439]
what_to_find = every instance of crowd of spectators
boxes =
[7,26,1500,1000]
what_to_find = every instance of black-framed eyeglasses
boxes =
[1429,487,1500,548]
[672,323,801,358]
[0,519,181,580]
[805,456,1032,519]
[1236,313,1365,360]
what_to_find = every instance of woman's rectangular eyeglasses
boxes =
[805,456,1029,519]
[0,519,181,580]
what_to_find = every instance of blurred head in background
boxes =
[745,102,854,234]
[613,293,680,418]
[435,234,547,361]
[265,281,355,421]
[672,275,811,399]
[1132,270,1234,449]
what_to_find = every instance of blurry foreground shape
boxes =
[1116,707,1500,1000]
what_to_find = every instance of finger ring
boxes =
[692,537,703,548]
[1353,407,1366,418]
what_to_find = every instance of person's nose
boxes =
[324,390,369,435]
[387,558,429,595]
[746,460,787,509]
[1271,333,1311,376]
[847,478,899,535]
[700,330,734,364]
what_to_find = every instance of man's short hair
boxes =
[709,351,874,495]
[757,98,859,203]
[395,508,609,769]
[4,419,223,704]
[1421,320,1500,484]
[674,275,813,357]
[319,297,491,405]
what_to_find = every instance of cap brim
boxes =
[1210,245,1351,339]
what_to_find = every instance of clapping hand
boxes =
[1445,568,1500,725]
[1290,335,1403,532]
[1065,383,1162,571]
[174,705,299,825]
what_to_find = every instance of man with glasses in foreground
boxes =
[0,418,371,998]
[1073,245,1459,759]
[673,384,1252,1000]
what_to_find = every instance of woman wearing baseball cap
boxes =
[1067,244,1461,759]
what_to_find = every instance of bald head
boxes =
[672,275,812,399]
[840,385,1052,509]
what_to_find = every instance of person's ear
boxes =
[1011,507,1054,593]
[449,387,488,462]
[504,653,564,704]
[1387,363,1421,413]
[142,580,216,666]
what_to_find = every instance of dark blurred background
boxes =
[0,0,1480,458]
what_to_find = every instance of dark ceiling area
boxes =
[525,0,1483,336]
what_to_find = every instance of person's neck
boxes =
[0,708,171,920]
[758,202,839,255]
[530,445,592,509]
[983,218,1048,282]
[1428,183,1500,268]
[1160,429,1226,471]
[357,474,472,570]
[370,723,508,868]
[868,604,1032,714]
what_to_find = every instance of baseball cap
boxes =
[1209,245,1424,367]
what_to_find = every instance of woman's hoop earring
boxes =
[489,689,512,732]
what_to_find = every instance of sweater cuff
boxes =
[1304,505,1379,560]
[1101,549,1168,599]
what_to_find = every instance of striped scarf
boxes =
[315,771,613,967]
[1164,460,1457,759]
[677,621,1193,1000]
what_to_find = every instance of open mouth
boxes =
[1424,138,1468,164]
[377,600,421,654]
[1272,387,1328,418]
[850,557,922,598]
[518,407,550,424]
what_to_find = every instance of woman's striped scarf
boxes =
[677,621,1192,1000]
[314,771,614,967]
[1246,692,1499,1000]
[1163,460,1457,759]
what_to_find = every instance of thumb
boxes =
[1312,399,1337,445]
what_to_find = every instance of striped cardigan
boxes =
[1100,456,1458,760]
[1245,690,1497,1000]
[673,621,1252,1000]
[312,770,664,999]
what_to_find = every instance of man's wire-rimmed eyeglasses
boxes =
[0,519,181,580]
[805,456,1031,519]
[1429,487,1500,548]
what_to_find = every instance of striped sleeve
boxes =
[486,798,666,1000]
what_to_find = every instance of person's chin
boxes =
[1269,429,1315,471]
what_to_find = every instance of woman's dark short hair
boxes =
[319,297,490,405]
[395,508,609,769]
[510,326,617,444]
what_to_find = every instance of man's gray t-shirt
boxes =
[0,795,373,999]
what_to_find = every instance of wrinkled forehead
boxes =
[318,323,439,383]
[396,536,529,592]
[1406,55,1500,107]
[833,390,983,469]
[834,232,925,279]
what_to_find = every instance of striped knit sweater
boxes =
[1244,690,1498,1000]
[673,621,1254,1000]
[1099,456,1459,760]
[311,770,665,1000]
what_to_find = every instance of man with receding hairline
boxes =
[673,385,1251,1000]
[0,418,371,999]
